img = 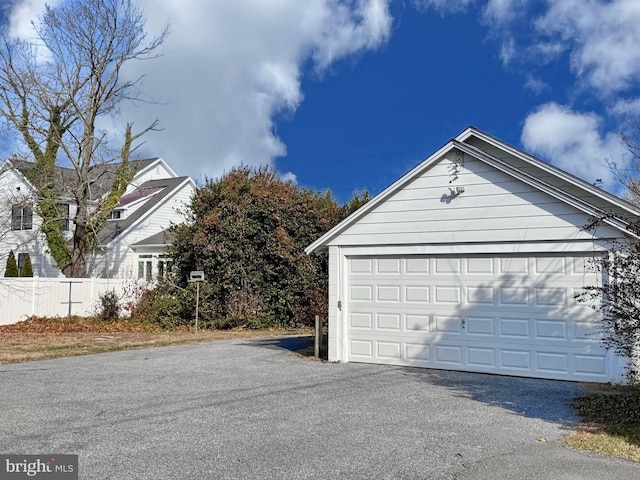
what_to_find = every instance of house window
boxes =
[11,206,33,230]
[138,255,152,281]
[157,256,173,279]
[158,261,165,279]
[110,209,123,220]
[57,203,70,231]
[17,253,28,275]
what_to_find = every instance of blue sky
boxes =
[3,1,640,203]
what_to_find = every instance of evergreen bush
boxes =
[4,251,18,277]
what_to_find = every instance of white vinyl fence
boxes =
[0,277,140,325]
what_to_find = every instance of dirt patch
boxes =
[0,320,311,364]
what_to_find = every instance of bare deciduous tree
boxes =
[0,0,167,277]
[610,118,640,204]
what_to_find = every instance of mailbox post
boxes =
[189,271,205,333]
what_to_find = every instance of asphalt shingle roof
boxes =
[10,158,158,200]
[98,177,188,245]
[132,229,176,247]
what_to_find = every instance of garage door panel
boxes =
[535,288,566,306]
[349,312,373,329]
[434,286,462,304]
[535,257,567,274]
[377,341,402,359]
[467,346,495,367]
[405,314,430,331]
[536,351,569,373]
[466,257,495,274]
[535,319,568,340]
[350,258,374,274]
[377,313,401,331]
[406,258,430,273]
[574,321,603,342]
[467,286,495,305]
[500,317,531,338]
[350,285,373,301]
[377,258,401,273]
[435,315,462,334]
[406,343,430,362]
[501,349,532,370]
[350,340,373,358]
[575,354,607,376]
[435,345,463,364]
[435,257,461,274]
[345,254,611,381]
[376,285,401,302]
[405,285,430,302]
[499,257,529,274]
[499,287,529,306]
[466,316,495,336]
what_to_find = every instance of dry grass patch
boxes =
[0,316,311,364]
[567,384,640,462]
[567,423,640,462]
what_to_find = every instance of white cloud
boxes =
[611,97,640,117]
[534,0,640,95]
[482,0,530,24]
[521,103,627,190]
[498,37,516,65]
[7,0,54,40]
[4,0,392,182]
[412,0,475,14]
[523,75,548,95]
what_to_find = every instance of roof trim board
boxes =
[452,140,638,238]
[459,127,640,217]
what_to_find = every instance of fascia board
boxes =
[459,127,640,217]
[304,141,456,254]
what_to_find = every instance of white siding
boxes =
[329,155,621,246]
[103,181,195,278]
[125,159,176,193]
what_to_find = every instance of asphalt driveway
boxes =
[1,336,638,479]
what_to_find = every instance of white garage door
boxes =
[346,254,612,381]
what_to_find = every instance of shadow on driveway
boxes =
[243,335,314,352]
[247,336,581,427]
[399,366,582,428]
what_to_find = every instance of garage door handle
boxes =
[462,319,466,329]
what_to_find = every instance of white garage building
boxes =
[306,127,640,382]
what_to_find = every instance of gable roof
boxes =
[98,176,191,245]
[306,126,640,254]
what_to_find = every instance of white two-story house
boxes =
[0,157,196,279]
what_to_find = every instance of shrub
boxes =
[577,241,640,381]
[168,167,361,328]
[20,254,33,277]
[130,281,194,329]
[4,250,18,277]
[98,289,121,322]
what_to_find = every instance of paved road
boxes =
[1,336,638,479]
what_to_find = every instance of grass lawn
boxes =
[0,316,311,364]
[566,383,640,462]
